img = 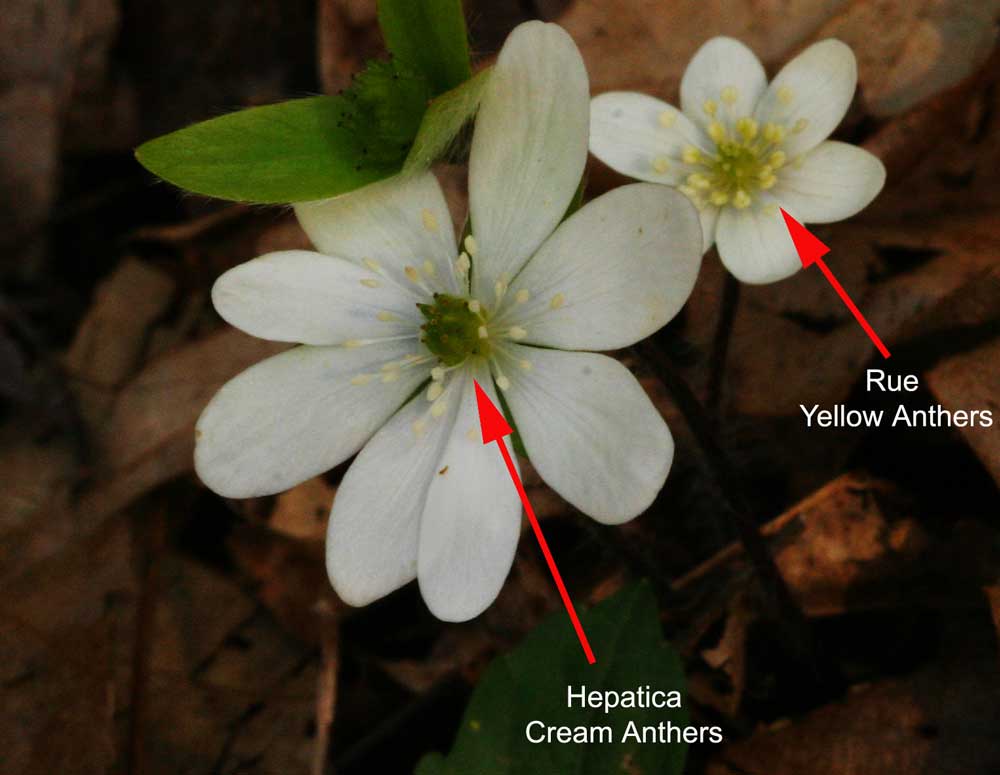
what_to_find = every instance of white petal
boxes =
[754,39,857,156]
[418,365,522,622]
[500,184,702,351]
[468,21,589,299]
[326,387,459,607]
[697,202,720,254]
[680,37,767,128]
[195,341,429,498]
[773,141,886,223]
[500,346,672,524]
[715,201,801,284]
[212,250,420,346]
[294,172,460,295]
[589,92,711,184]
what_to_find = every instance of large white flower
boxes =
[194,22,703,621]
[590,37,886,284]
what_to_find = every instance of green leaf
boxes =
[404,67,492,172]
[378,0,472,95]
[417,583,689,775]
[135,96,402,204]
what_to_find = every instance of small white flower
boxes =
[194,21,703,621]
[590,37,887,284]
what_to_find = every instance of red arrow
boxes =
[780,208,891,359]
[473,380,596,664]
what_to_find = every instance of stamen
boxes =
[759,174,777,190]
[344,340,364,348]
[456,252,471,275]
[652,156,670,174]
[768,151,787,168]
[477,325,488,339]
[687,173,711,190]
[658,110,675,128]
[708,121,727,143]
[404,266,420,283]
[360,278,380,288]
[496,375,511,391]
[380,362,399,372]
[412,419,427,435]
[508,326,527,340]
[427,382,444,401]
[732,190,752,209]
[703,99,717,117]
[422,260,436,276]
[430,400,447,418]
[382,371,400,383]
[421,208,439,232]
[464,235,478,257]
[762,123,785,143]
[468,300,481,314]
[777,86,794,106]
[736,116,758,140]
[515,289,531,304]
[518,359,532,371]
[709,191,730,207]
[793,117,809,133]
[430,366,445,382]
[550,293,565,310]
[682,145,702,164]
[363,258,381,272]
[720,86,739,105]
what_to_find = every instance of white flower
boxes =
[194,22,703,621]
[589,37,886,284]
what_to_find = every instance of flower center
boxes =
[418,293,491,366]
[668,86,807,211]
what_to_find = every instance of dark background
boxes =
[2,1,999,773]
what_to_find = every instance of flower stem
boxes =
[706,272,740,419]
[635,335,839,687]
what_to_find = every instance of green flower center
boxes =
[418,293,491,366]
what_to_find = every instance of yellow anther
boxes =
[768,150,787,168]
[736,116,758,140]
[759,174,777,189]
[421,208,439,232]
[687,173,711,190]
[508,326,527,340]
[422,260,436,276]
[682,145,702,164]
[658,110,676,128]
[549,293,565,310]
[430,400,447,418]
[427,382,444,402]
[431,366,445,381]
[404,266,420,282]
[515,289,531,304]
[496,376,511,391]
[708,121,727,143]
[360,278,380,288]
[350,374,372,386]
[732,190,752,209]
[477,325,488,339]
[376,311,395,322]
[709,190,730,207]
[464,235,478,257]
[793,117,809,133]
[762,123,785,144]
[456,252,471,274]
[703,99,717,117]
[777,86,794,106]
[720,86,739,105]
[678,184,699,200]
[652,156,670,174]
[468,300,481,314]
[363,258,381,272]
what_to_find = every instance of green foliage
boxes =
[136,0,478,203]
[134,95,400,204]
[378,0,472,94]
[416,583,689,775]
[405,67,492,172]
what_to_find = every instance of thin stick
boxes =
[312,601,340,775]
[706,273,740,419]
[635,337,836,684]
